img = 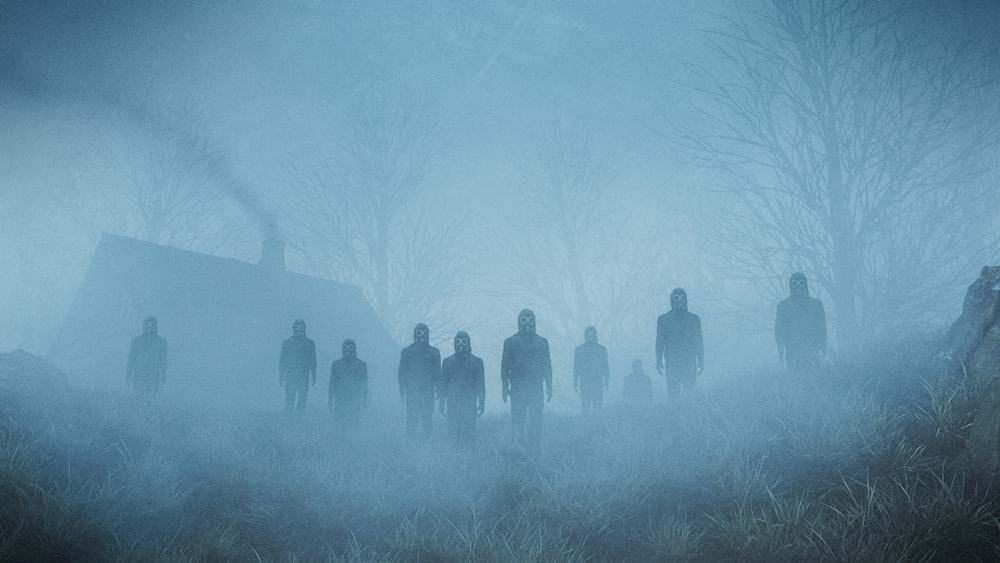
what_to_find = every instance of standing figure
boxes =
[397,322,441,441]
[655,288,704,398]
[439,331,486,448]
[622,359,653,408]
[501,309,552,453]
[279,319,316,414]
[573,326,609,414]
[775,272,827,376]
[126,316,167,395]
[329,339,368,430]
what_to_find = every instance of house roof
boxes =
[50,233,399,411]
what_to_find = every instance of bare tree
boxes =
[80,98,251,253]
[677,0,999,351]
[286,82,466,343]
[497,114,677,391]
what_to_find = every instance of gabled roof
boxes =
[51,233,399,411]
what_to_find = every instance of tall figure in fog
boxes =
[573,326,609,414]
[439,331,486,448]
[656,288,704,398]
[398,322,441,441]
[501,309,553,453]
[126,316,167,395]
[623,359,653,408]
[775,272,827,376]
[329,339,368,430]
[279,319,317,414]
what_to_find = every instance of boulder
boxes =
[944,266,1000,475]
[0,349,69,392]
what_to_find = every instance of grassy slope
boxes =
[2,333,998,562]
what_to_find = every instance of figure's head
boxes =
[584,326,597,344]
[632,358,643,373]
[518,309,536,335]
[454,331,471,355]
[670,288,688,311]
[292,319,306,337]
[342,338,356,359]
[789,272,808,297]
[142,316,158,335]
[413,323,429,345]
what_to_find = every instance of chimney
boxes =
[259,239,286,272]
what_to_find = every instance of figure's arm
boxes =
[695,317,704,373]
[397,351,407,402]
[438,360,449,416]
[542,339,553,402]
[433,349,443,399]
[655,317,665,375]
[500,341,511,403]
[362,364,369,409]
[476,358,486,417]
[309,341,317,385]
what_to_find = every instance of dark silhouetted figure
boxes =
[329,338,368,430]
[439,331,485,448]
[398,322,441,441]
[623,359,653,408]
[573,326,609,414]
[126,316,167,395]
[775,272,827,376]
[501,309,552,453]
[656,288,704,398]
[279,319,316,414]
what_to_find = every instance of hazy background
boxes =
[2,0,999,413]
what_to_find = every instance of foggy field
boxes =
[3,333,998,562]
[2,0,1000,560]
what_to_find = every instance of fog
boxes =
[3,0,1000,401]
[3,0,1000,559]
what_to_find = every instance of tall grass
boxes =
[2,332,999,561]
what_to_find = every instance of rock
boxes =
[944,266,1000,475]
[0,349,69,391]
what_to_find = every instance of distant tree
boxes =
[677,0,999,350]
[286,82,467,343]
[497,114,675,386]
[80,98,251,253]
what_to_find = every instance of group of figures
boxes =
[125,274,827,452]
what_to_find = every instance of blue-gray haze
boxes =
[1,0,999,413]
